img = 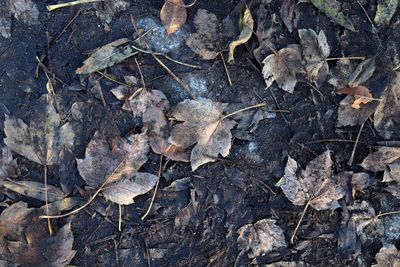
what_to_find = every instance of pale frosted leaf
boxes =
[237,219,286,258]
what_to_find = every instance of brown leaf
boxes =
[262,44,305,93]
[373,244,400,267]
[2,180,65,202]
[0,146,18,180]
[4,94,75,166]
[337,86,374,109]
[77,131,157,205]
[360,147,400,172]
[169,98,236,171]
[237,219,286,258]
[0,202,75,265]
[279,151,344,210]
[160,0,187,35]
[336,95,377,127]
[76,38,136,75]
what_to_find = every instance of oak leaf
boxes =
[169,98,236,171]
[237,219,286,258]
[279,151,344,210]
[160,0,187,35]
[77,131,157,205]
[0,202,75,265]
[262,44,305,93]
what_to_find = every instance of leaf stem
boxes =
[221,102,266,120]
[290,201,310,244]
[375,210,400,219]
[44,165,53,235]
[325,56,365,61]
[47,0,103,11]
[141,155,163,220]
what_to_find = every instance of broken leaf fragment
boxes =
[77,131,157,205]
[279,151,344,210]
[373,244,400,266]
[360,146,400,173]
[310,0,356,31]
[228,5,254,63]
[0,202,76,265]
[0,146,18,180]
[262,44,304,93]
[337,86,374,109]
[76,38,137,75]
[374,0,399,28]
[237,219,286,258]
[169,98,236,171]
[160,0,187,35]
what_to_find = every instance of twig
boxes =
[44,165,53,235]
[325,56,365,61]
[220,52,232,86]
[51,10,81,44]
[135,58,146,91]
[118,204,122,231]
[221,102,266,120]
[96,71,134,88]
[268,87,289,125]
[165,0,199,7]
[47,0,103,11]
[348,121,365,165]
[375,210,400,219]
[305,139,367,145]
[394,63,400,71]
[290,202,310,244]
[356,0,377,33]
[141,155,163,220]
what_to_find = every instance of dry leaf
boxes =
[310,0,356,31]
[94,0,130,31]
[262,44,305,93]
[372,244,400,267]
[76,38,137,75]
[374,0,399,28]
[2,180,65,202]
[237,219,286,258]
[0,202,75,265]
[228,5,254,63]
[4,94,74,166]
[336,95,377,127]
[279,151,344,210]
[280,0,296,32]
[348,58,376,87]
[77,131,157,205]
[169,98,236,171]
[360,147,400,172]
[0,146,18,180]
[160,0,187,35]
[298,29,330,88]
[337,86,374,109]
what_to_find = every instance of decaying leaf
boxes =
[237,219,286,258]
[348,58,376,87]
[360,146,400,173]
[0,146,18,180]
[76,38,137,75]
[279,151,344,210]
[94,0,130,31]
[262,44,305,93]
[4,94,74,166]
[2,180,65,202]
[160,0,187,35]
[169,98,236,171]
[310,0,356,31]
[228,5,254,63]
[336,86,374,109]
[298,29,330,87]
[373,244,400,266]
[336,95,377,127]
[374,0,399,27]
[77,131,158,205]
[280,0,296,33]
[185,9,221,60]
[0,202,75,265]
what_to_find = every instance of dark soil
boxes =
[1,0,400,266]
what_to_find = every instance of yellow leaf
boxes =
[160,0,187,35]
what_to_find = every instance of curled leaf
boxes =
[228,5,254,63]
[160,0,187,35]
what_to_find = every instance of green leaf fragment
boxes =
[310,0,356,32]
[374,0,399,27]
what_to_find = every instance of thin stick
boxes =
[118,204,122,231]
[268,87,289,125]
[135,58,146,91]
[220,52,232,86]
[47,0,103,11]
[356,0,377,33]
[325,56,365,61]
[165,0,199,7]
[290,202,310,244]
[221,102,266,120]
[305,139,367,145]
[52,10,81,44]
[96,71,134,88]
[141,155,163,220]
[348,121,365,165]
[394,63,400,71]
[44,165,53,235]
[375,210,400,219]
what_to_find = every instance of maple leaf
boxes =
[4,94,74,166]
[373,244,400,266]
[279,151,344,210]
[160,0,187,35]
[262,44,305,93]
[77,131,157,205]
[0,202,75,265]
[237,219,286,258]
[169,98,236,171]
[0,146,18,180]
[298,29,330,88]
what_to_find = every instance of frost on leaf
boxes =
[298,29,330,88]
[279,151,344,210]
[0,146,18,180]
[77,131,157,205]
[373,244,400,267]
[160,0,187,35]
[0,202,75,266]
[169,98,236,171]
[262,44,305,93]
[4,94,74,166]
[237,219,286,258]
